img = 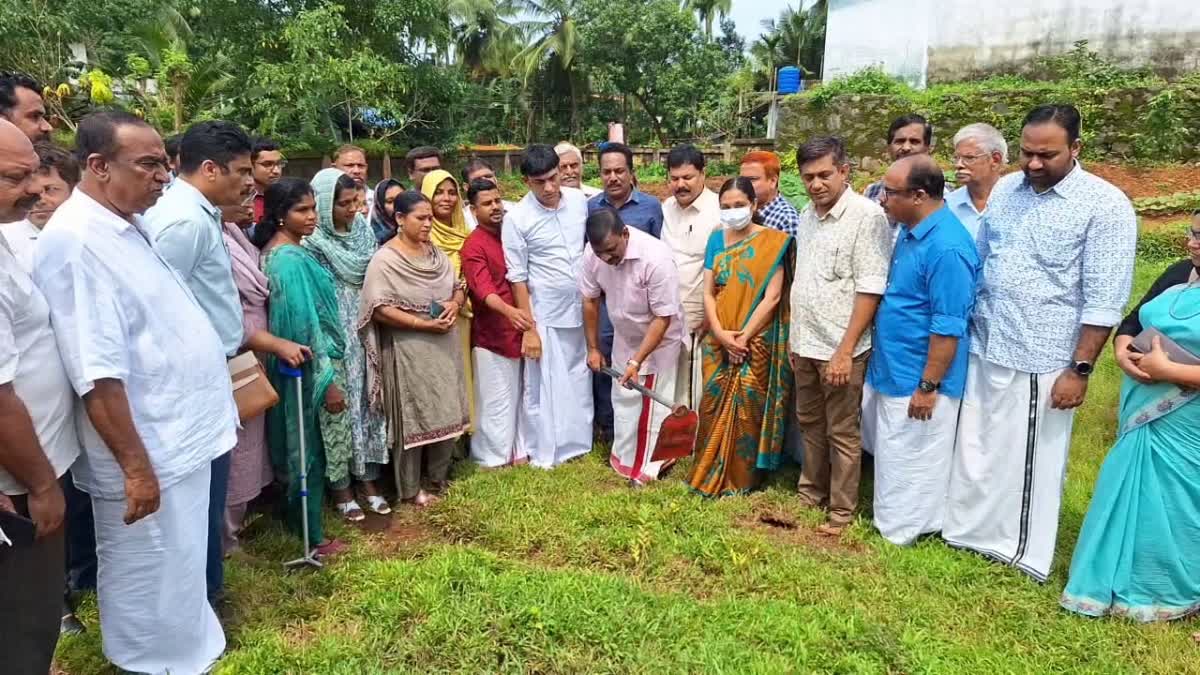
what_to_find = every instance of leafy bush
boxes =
[779,173,810,211]
[805,66,912,108]
[1134,192,1200,217]
[1136,229,1189,263]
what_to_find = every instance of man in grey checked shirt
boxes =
[943,104,1138,583]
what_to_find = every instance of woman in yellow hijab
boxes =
[421,170,476,431]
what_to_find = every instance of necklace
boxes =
[1168,280,1200,320]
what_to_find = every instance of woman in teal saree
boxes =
[1060,237,1200,622]
[254,178,350,556]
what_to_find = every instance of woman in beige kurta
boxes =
[359,190,471,507]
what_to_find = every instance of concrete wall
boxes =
[824,0,1200,86]
[824,0,932,87]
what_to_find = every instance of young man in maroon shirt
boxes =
[460,178,535,468]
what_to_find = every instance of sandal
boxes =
[364,495,392,515]
[314,538,348,558]
[336,500,366,522]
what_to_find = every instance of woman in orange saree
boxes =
[687,177,795,497]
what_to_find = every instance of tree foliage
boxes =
[0,0,829,150]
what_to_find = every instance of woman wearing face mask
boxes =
[305,168,390,521]
[686,177,795,497]
[370,178,405,245]
[1061,214,1200,622]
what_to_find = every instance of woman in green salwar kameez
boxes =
[253,178,349,556]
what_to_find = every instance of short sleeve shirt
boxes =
[0,239,79,495]
[34,190,237,498]
[789,188,894,360]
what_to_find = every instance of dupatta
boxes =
[303,168,375,288]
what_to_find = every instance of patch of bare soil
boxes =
[1088,163,1200,199]
[360,508,442,556]
[739,507,865,554]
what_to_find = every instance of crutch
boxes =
[279,364,323,570]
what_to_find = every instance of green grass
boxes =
[56,258,1200,674]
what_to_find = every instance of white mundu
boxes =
[470,346,529,467]
[501,187,594,467]
[862,384,959,546]
[943,355,1075,582]
[610,369,678,483]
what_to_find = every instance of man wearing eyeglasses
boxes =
[34,111,234,674]
[864,155,980,547]
[249,136,285,223]
[944,123,1007,240]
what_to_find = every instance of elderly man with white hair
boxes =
[944,123,1007,240]
[554,142,602,198]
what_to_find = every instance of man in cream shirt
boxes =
[660,144,720,409]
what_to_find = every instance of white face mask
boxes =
[720,206,752,231]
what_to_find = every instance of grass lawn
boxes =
[56,257,1200,674]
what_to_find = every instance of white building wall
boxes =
[823,0,1200,86]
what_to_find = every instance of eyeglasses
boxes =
[953,153,988,164]
[881,186,919,199]
[256,159,288,170]
[118,157,172,174]
[1187,228,1200,242]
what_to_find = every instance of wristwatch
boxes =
[1071,360,1094,377]
[627,359,641,369]
[918,379,940,393]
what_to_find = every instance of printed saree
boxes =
[687,228,795,497]
[1061,276,1200,622]
[262,243,349,547]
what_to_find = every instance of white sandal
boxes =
[336,500,366,522]
[364,495,392,515]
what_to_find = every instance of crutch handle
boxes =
[278,364,303,378]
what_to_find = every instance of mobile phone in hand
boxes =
[0,509,37,547]
[429,300,445,319]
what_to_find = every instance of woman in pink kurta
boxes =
[221,221,282,551]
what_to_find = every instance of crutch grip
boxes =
[278,364,303,378]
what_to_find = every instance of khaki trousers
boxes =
[792,350,870,525]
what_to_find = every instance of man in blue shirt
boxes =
[586,143,664,442]
[145,120,253,610]
[863,155,980,547]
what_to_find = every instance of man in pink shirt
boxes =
[580,208,685,485]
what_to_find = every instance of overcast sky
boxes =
[729,0,802,44]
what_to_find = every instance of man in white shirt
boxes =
[502,144,594,468]
[555,141,602,198]
[945,105,1137,583]
[660,144,720,409]
[944,123,1007,240]
[34,111,235,674]
[0,117,75,675]
[790,136,894,537]
[461,158,517,231]
[1,142,79,273]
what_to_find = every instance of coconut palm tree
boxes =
[758,0,828,79]
[449,0,525,80]
[512,0,584,136]
[685,0,733,41]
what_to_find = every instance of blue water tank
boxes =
[778,66,803,94]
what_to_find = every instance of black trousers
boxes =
[63,471,97,593]
[0,493,66,675]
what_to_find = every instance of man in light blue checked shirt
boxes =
[944,104,1138,584]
